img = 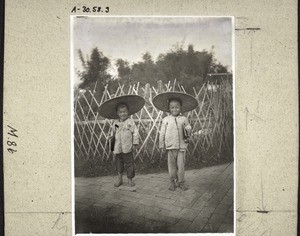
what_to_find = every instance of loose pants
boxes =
[167,149,186,183]
[115,152,135,179]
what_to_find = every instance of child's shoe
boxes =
[179,183,188,191]
[128,178,135,187]
[168,181,176,191]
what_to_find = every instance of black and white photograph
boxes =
[72,16,234,234]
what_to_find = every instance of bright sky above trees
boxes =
[72,17,233,84]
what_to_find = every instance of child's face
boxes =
[117,105,129,121]
[169,100,181,116]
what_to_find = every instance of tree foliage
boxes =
[77,48,111,93]
[114,44,228,93]
[76,44,228,94]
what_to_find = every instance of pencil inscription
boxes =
[52,212,68,236]
[7,125,18,154]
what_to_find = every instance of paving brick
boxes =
[194,215,210,222]
[209,213,226,223]
[108,205,128,217]
[99,177,114,183]
[159,187,178,194]
[155,191,173,199]
[156,202,183,212]
[214,203,231,214]
[213,189,227,197]
[101,197,122,205]
[210,194,224,202]
[75,202,89,212]
[116,194,142,203]
[139,198,156,207]
[198,206,215,218]
[100,186,118,192]
[198,192,213,201]
[137,204,161,215]
[141,180,160,187]
[220,196,233,205]
[179,210,198,222]
[126,214,148,225]
[170,194,195,202]
[218,223,234,233]
[135,192,155,200]
[222,211,234,224]
[181,196,198,203]
[142,185,161,192]
[192,200,207,212]
[225,193,234,199]
[93,201,112,209]
[202,221,221,232]
[159,209,182,219]
[117,185,138,192]
[137,188,156,195]
[205,199,220,208]
[138,199,183,213]
[153,196,176,205]
[167,219,192,233]
[187,216,208,232]
[142,211,178,224]
[118,200,141,208]
[78,196,96,205]
[201,206,215,213]
[108,190,133,198]
[173,199,193,208]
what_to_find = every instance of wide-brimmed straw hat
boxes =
[152,91,198,113]
[98,94,145,119]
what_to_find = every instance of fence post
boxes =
[157,80,163,94]
[172,78,177,91]
[145,83,151,99]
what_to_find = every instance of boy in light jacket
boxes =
[153,92,198,191]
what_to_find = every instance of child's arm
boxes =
[132,122,139,145]
[108,121,116,139]
[129,119,139,145]
[183,117,192,137]
[159,118,167,149]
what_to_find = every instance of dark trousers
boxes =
[115,152,135,179]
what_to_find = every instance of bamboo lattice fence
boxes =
[74,78,233,175]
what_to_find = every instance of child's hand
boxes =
[132,145,138,154]
[185,125,192,137]
[160,147,166,154]
[184,138,190,144]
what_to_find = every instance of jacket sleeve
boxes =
[183,117,191,129]
[183,117,192,136]
[159,117,167,149]
[130,119,139,145]
[109,121,116,139]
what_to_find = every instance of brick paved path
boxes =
[75,162,233,233]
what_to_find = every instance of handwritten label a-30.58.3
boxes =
[7,125,18,154]
[71,6,109,13]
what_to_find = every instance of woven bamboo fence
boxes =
[74,78,233,176]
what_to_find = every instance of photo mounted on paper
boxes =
[71,16,234,234]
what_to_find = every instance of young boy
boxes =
[153,92,198,191]
[98,95,145,187]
